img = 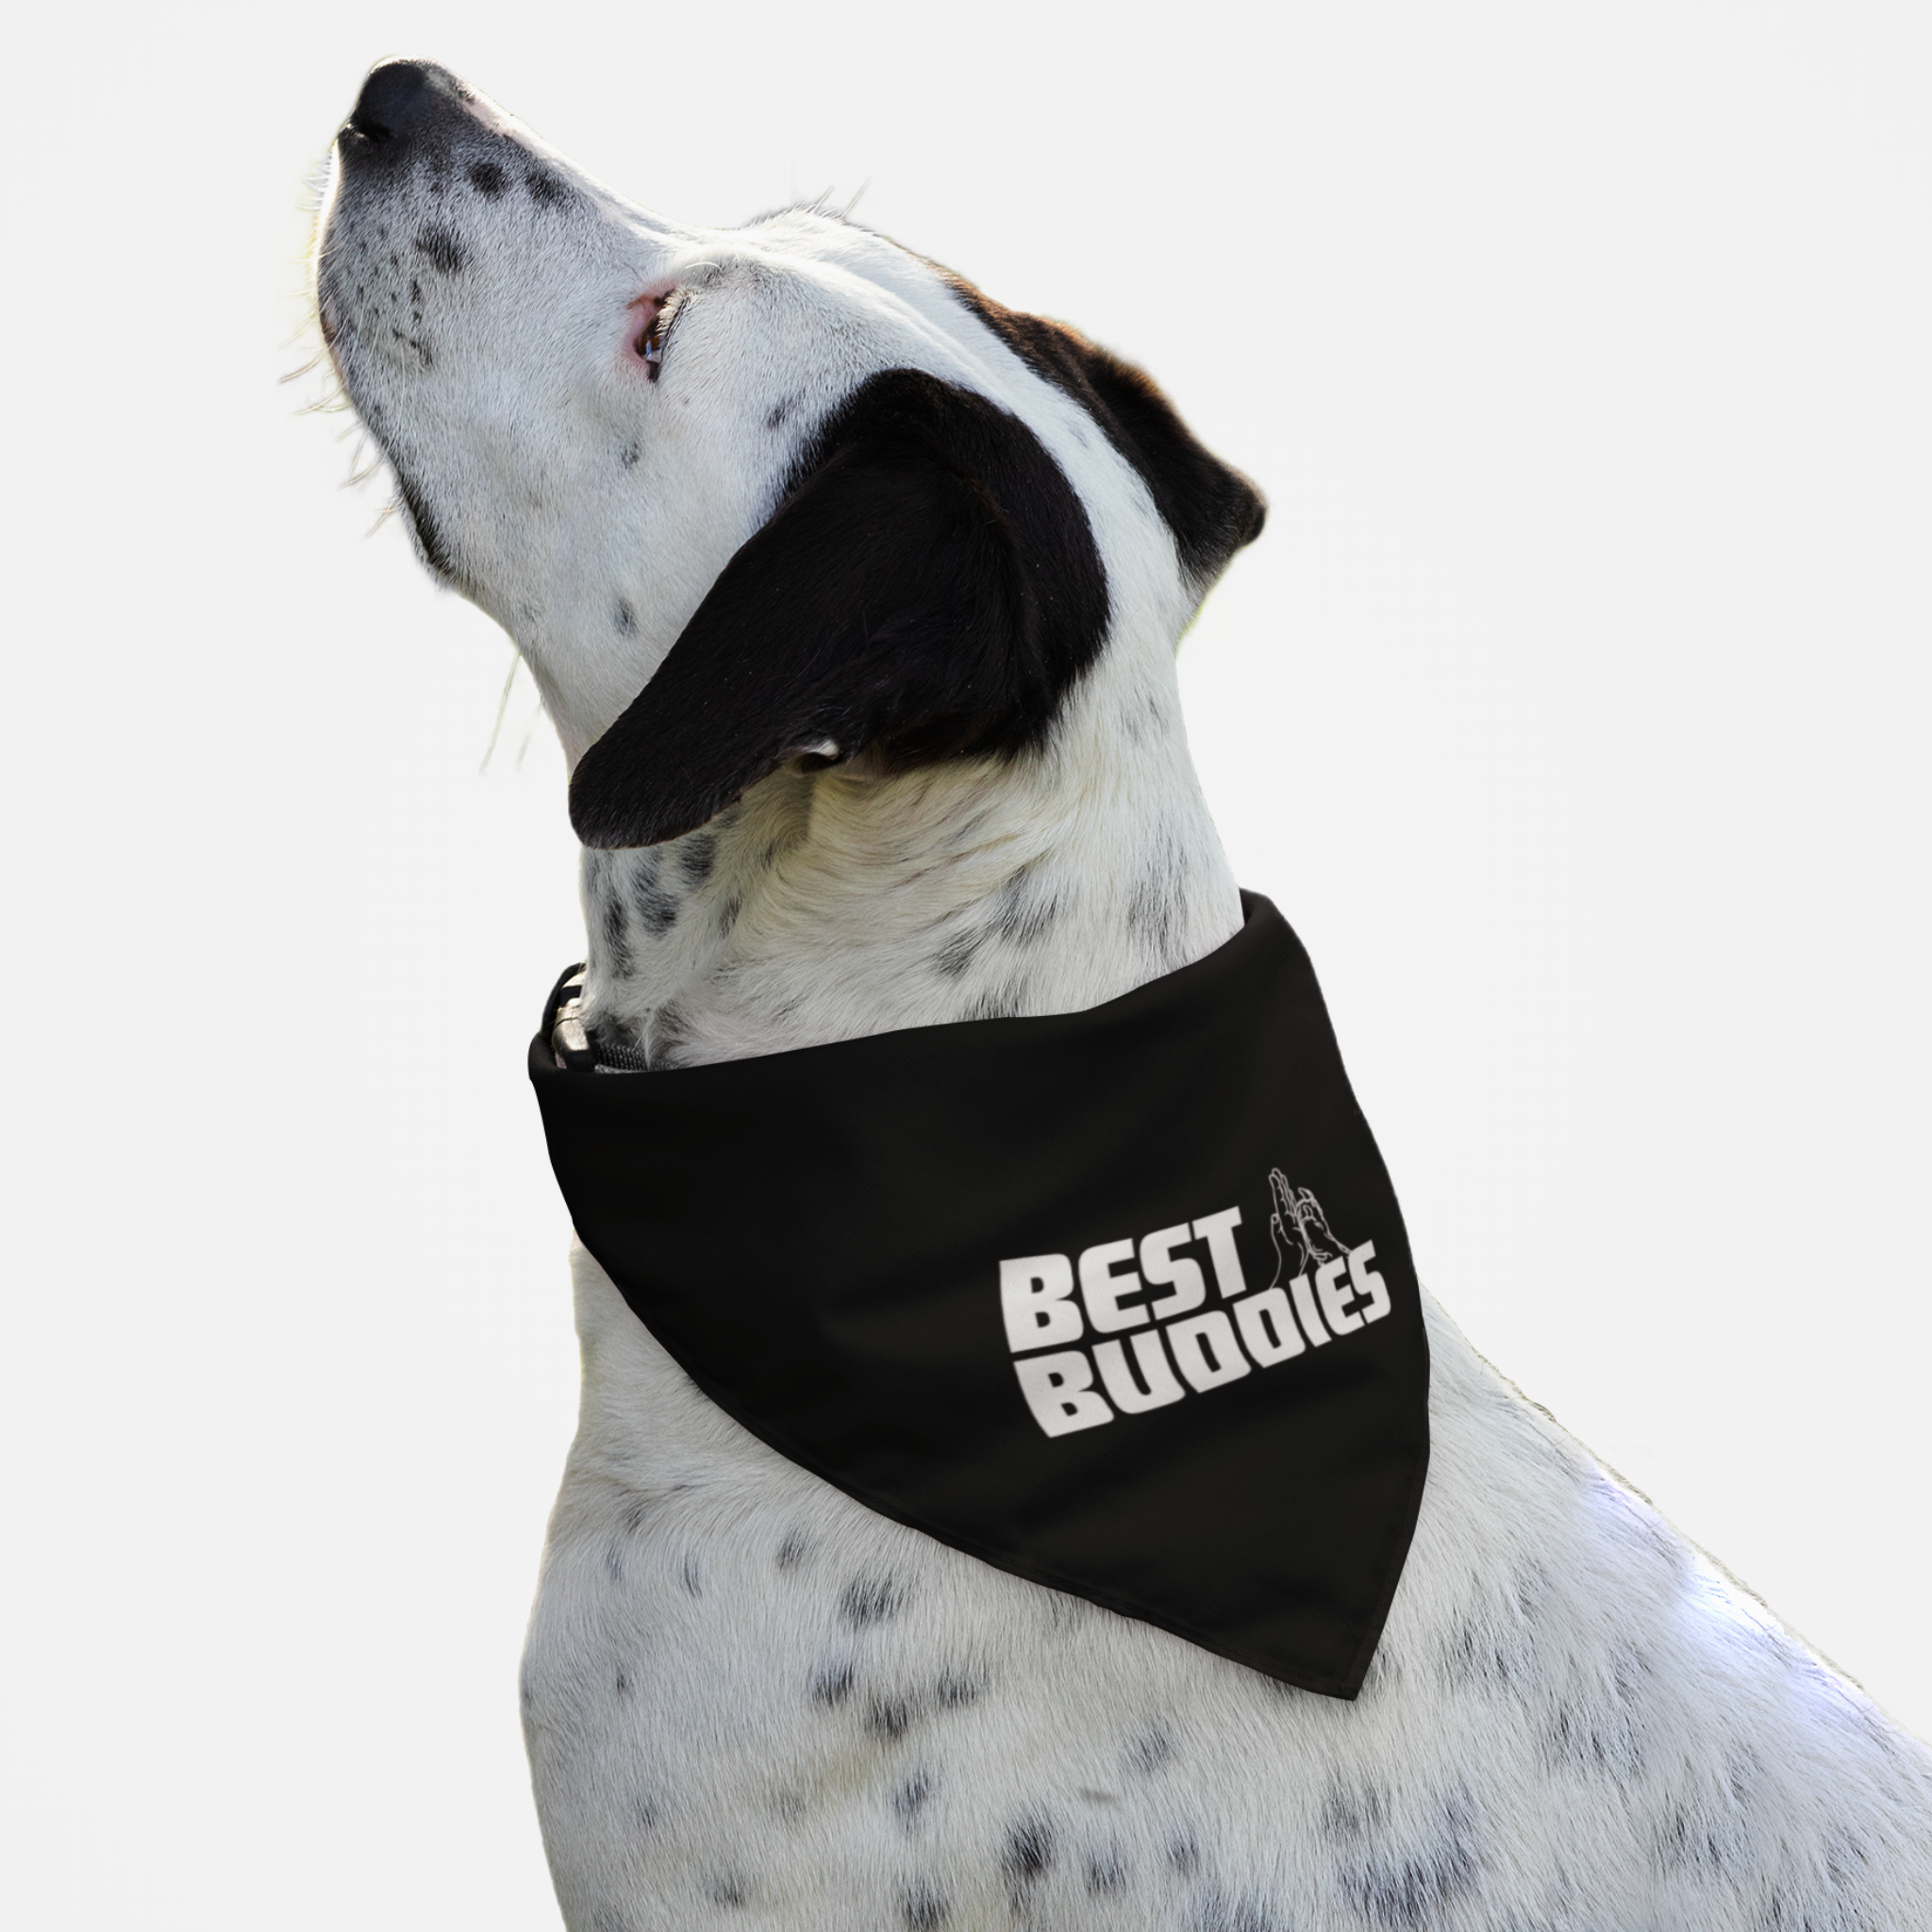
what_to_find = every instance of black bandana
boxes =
[528,894,1429,1697]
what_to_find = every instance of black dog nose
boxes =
[346,58,463,143]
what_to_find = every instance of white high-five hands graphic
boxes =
[1267,1170,1344,1289]
[1265,1170,1392,1339]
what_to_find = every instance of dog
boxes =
[313,58,1932,1931]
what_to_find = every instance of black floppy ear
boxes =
[1070,342,1268,587]
[570,369,1110,850]
[940,282,1267,590]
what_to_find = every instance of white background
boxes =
[3,2,1927,1924]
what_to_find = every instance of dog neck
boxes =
[574,641,1241,1070]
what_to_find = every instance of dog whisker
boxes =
[480,651,521,774]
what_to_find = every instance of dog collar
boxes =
[528,893,1429,1697]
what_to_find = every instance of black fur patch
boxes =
[628,851,679,936]
[991,861,1059,946]
[467,160,507,197]
[394,473,455,578]
[1004,1817,1056,1893]
[868,1694,913,1740]
[413,225,468,275]
[934,1672,981,1708]
[901,1880,949,1928]
[894,1769,932,1826]
[1188,1890,1281,1932]
[810,1660,856,1707]
[678,833,717,884]
[841,1575,908,1628]
[569,370,1110,849]
[931,926,987,979]
[1341,1790,1482,1929]
[525,168,575,208]
[943,278,1265,587]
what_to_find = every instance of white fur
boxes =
[315,66,1932,1930]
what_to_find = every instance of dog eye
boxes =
[634,291,685,382]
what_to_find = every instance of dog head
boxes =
[316,60,1263,849]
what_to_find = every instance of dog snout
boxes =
[341,58,475,153]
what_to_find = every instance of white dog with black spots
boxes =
[312,58,1932,1932]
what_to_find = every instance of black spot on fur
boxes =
[467,160,507,197]
[1544,1648,1650,1782]
[992,862,1059,945]
[718,893,742,936]
[408,275,423,306]
[570,369,1112,850]
[1086,1848,1129,1894]
[620,441,641,469]
[678,833,717,884]
[1124,1728,1174,1774]
[614,599,637,637]
[633,1792,661,1829]
[934,1673,981,1708]
[604,1542,625,1582]
[868,1694,913,1740]
[680,1554,702,1596]
[1342,1790,1482,1929]
[1168,1827,1202,1876]
[1323,1785,1390,1841]
[1188,1890,1281,1932]
[614,1667,631,1695]
[768,396,797,430]
[386,325,434,369]
[841,1575,908,1628]
[1651,1757,1762,1883]
[775,1529,808,1571]
[413,225,467,274]
[525,168,575,208]
[598,877,634,974]
[1004,1817,1055,1890]
[1440,1566,1546,1698]
[931,926,986,977]
[893,1769,932,1826]
[810,1660,855,1707]
[708,1874,748,1907]
[629,850,679,936]
[1126,835,1186,961]
[395,473,455,578]
[901,1880,949,1929]
[943,277,1265,587]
